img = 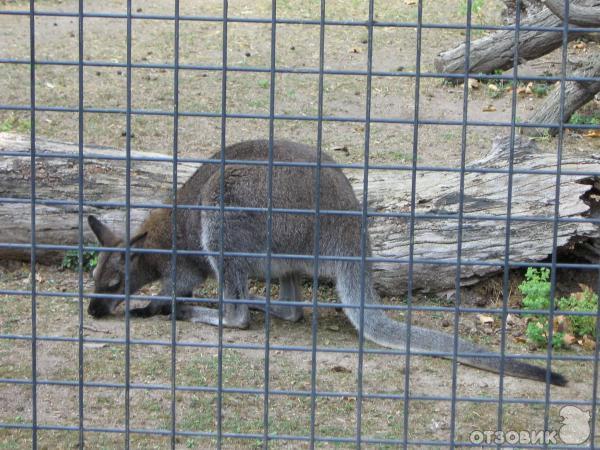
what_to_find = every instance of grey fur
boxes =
[88,139,567,386]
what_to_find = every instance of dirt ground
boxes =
[1,0,600,448]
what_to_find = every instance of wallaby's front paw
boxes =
[129,307,154,318]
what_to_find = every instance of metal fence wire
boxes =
[1,0,600,448]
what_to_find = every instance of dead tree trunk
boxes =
[502,0,600,25]
[1,133,599,294]
[0,133,198,262]
[434,0,598,75]
[353,136,600,294]
[501,0,545,21]
[523,55,600,136]
[434,7,580,75]
[437,0,600,140]
[543,0,600,27]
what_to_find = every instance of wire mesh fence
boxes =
[0,0,599,448]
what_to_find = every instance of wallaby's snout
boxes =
[86,215,130,318]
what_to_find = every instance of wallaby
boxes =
[88,139,567,386]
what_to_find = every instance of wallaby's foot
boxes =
[248,273,304,322]
[129,302,171,318]
[180,305,250,329]
[249,296,304,322]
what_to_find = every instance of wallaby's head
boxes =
[87,215,148,318]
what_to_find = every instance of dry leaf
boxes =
[563,333,577,345]
[581,335,596,351]
[477,314,494,325]
[578,283,592,292]
[554,315,569,333]
[482,105,496,112]
[404,0,416,4]
[584,130,600,138]
[517,86,527,95]
[514,336,528,343]
[32,272,43,283]
[574,42,587,50]
[487,84,499,92]
[331,365,352,373]
[328,325,340,332]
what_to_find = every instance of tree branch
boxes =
[543,0,600,27]
[523,55,600,136]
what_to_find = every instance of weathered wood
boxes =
[501,0,545,20]
[1,133,599,294]
[544,0,600,27]
[0,133,198,262]
[434,4,584,75]
[523,54,600,136]
[353,136,600,294]
[502,0,600,24]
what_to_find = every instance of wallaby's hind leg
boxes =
[249,273,304,322]
[182,266,251,329]
[180,303,250,328]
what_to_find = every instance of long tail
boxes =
[335,265,567,386]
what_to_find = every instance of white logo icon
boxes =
[559,405,591,444]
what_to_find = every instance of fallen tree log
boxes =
[433,1,589,75]
[352,136,600,294]
[501,0,545,20]
[523,54,600,136]
[0,133,198,263]
[543,0,600,27]
[502,0,600,25]
[1,132,599,294]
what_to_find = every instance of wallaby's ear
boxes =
[87,215,119,246]
[130,231,148,248]
[128,231,148,260]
